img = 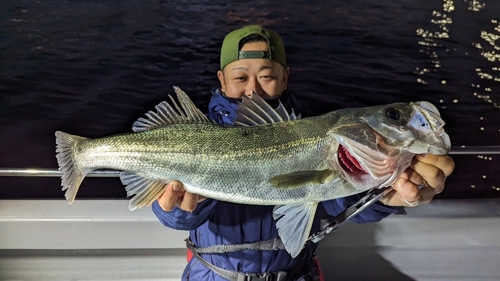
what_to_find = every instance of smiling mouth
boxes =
[338,145,368,175]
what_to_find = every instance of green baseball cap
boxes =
[220,25,286,70]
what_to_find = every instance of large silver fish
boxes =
[55,87,450,257]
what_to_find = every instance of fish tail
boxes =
[55,131,89,204]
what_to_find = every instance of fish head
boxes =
[326,101,451,190]
[360,101,451,155]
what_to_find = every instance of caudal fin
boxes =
[55,131,88,204]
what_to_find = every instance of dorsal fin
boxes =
[233,93,300,127]
[132,86,209,132]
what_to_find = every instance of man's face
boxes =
[218,41,290,99]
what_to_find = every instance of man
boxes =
[152,25,455,280]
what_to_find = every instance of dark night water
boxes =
[0,0,499,200]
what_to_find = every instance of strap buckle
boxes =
[240,271,287,281]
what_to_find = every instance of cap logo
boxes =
[238,51,271,60]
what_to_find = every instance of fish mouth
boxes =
[338,144,368,175]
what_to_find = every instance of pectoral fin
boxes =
[119,172,168,211]
[269,169,335,189]
[273,202,319,258]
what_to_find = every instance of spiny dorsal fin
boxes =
[233,93,300,127]
[132,86,209,132]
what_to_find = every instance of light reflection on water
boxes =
[0,0,498,199]
[412,0,499,195]
[474,19,500,108]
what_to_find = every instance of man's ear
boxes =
[283,67,290,90]
[217,70,226,92]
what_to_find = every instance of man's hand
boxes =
[379,154,455,207]
[157,180,206,212]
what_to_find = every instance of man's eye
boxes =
[234,77,247,81]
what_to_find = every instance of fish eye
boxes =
[385,108,400,120]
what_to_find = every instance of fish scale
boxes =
[55,86,450,258]
[70,121,333,205]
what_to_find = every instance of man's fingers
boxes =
[381,155,455,207]
[157,181,182,212]
[415,154,455,177]
[398,168,424,188]
[171,180,183,192]
[410,158,445,194]
[379,177,417,207]
[156,180,206,212]
[395,177,422,204]
[180,192,200,212]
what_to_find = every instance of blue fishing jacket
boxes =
[152,88,402,280]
